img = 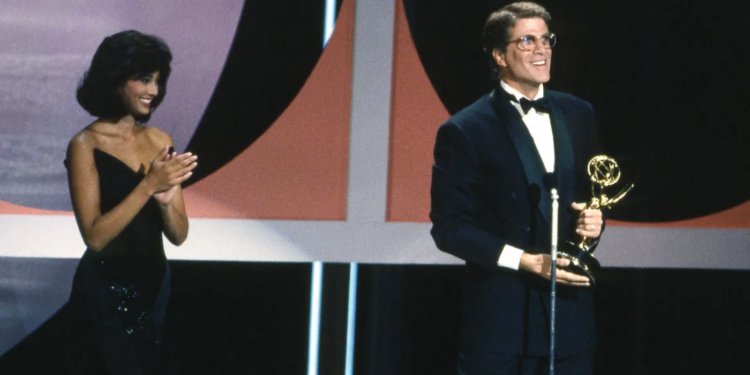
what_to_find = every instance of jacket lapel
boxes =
[489,90,549,223]
[548,95,575,208]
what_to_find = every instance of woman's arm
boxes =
[149,129,195,246]
[68,133,155,251]
[157,181,190,245]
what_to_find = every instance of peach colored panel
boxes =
[384,0,750,229]
[0,200,72,216]
[182,0,354,220]
[386,0,450,223]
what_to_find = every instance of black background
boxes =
[4,263,748,374]
[354,265,750,375]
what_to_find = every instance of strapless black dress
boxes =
[66,148,172,375]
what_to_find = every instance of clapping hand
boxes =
[147,145,197,205]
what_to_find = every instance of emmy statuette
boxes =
[558,155,633,286]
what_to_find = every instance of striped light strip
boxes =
[324,0,337,47]
[308,4,338,375]
[344,263,358,375]
[307,261,324,375]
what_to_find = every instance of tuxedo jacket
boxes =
[430,89,601,357]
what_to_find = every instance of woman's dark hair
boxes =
[77,30,172,122]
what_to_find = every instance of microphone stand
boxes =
[550,188,559,375]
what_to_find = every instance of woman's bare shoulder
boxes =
[68,126,97,154]
[67,121,114,162]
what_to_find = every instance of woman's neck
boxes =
[97,115,139,139]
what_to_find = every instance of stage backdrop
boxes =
[1,0,749,269]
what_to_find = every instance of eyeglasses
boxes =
[507,33,557,51]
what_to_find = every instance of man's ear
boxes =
[492,48,507,68]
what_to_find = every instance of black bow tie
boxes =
[518,97,550,114]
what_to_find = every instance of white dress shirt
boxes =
[496,81,555,270]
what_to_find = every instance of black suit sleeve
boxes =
[430,121,510,270]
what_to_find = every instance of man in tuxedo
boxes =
[430,2,604,374]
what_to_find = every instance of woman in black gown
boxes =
[65,30,197,375]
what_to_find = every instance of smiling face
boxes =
[493,17,551,99]
[119,71,160,117]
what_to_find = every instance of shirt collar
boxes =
[499,80,545,101]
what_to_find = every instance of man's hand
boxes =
[519,253,590,287]
[572,202,603,239]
